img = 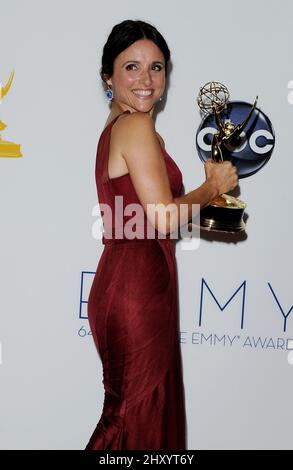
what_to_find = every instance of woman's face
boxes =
[106,39,166,114]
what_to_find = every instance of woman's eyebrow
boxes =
[121,60,165,66]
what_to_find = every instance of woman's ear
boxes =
[100,72,112,88]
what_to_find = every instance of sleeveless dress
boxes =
[85,110,187,450]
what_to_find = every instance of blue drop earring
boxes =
[105,86,113,101]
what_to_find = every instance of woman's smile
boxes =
[132,89,154,98]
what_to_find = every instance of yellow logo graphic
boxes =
[0,70,22,158]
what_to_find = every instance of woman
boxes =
[86,19,238,450]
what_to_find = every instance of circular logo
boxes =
[196,101,275,178]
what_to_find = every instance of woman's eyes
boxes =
[125,64,163,71]
[125,64,137,70]
[152,64,163,71]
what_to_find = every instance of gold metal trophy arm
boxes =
[230,95,258,139]
[211,106,226,162]
[0,69,15,129]
[0,69,22,157]
[0,69,15,101]
[213,105,226,133]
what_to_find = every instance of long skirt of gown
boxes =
[85,237,186,450]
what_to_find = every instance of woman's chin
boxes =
[134,101,155,113]
[114,99,155,114]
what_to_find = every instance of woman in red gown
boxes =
[86,20,238,450]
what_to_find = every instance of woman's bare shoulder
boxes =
[156,132,165,149]
[116,111,153,130]
[113,111,165,146]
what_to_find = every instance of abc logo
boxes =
[196,101,275,178]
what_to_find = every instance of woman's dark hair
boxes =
[100,19,170,82]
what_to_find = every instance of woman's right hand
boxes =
[204,159,238,197]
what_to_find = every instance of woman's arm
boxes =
[112,111,238,235]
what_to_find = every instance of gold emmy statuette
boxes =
[0,69,22,158]
[197,81,258,232]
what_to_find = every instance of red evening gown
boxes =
[85,110,187,450]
